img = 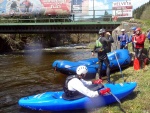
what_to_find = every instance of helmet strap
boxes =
[77,74,85,79]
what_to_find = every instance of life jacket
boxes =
[63,75,83,98]
[118,34,128,42]
[96,37,102,47]
[95,37,104,52]
[62,75,103,100]
[132,34,146,48]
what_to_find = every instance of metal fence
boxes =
[0,9,131,23]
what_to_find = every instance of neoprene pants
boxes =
[120,44,128,49]
[135,48,143,68]
[98,56,110,82]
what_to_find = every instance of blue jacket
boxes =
[118,34,129,46]
[147,32,150,40]
[128,34,135,43]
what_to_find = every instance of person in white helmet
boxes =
[118,29,129,49]
[63,65,110,99]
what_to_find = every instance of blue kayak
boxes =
[52,49,131,78]
[18,82,137,111]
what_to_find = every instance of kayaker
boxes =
[91,28,114,83]
[118,29,129,49]
[133,27,146,69]
[63,65,111,98]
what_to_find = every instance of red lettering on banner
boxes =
[113,1,132,7]
[112,1,132,18]
[117,13,128,16]
[40,0,71,15]
[112,6,132,10]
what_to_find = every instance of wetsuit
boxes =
[93,36,114,82]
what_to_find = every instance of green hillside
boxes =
[133,1,150,20]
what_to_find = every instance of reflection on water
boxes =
[0,48,95,113]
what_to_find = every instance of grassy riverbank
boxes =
[88,43,150,113]
[96,65,150,113]
[93,19,150,113]
[94,48,150,113]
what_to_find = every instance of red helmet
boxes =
[135,27,141,31]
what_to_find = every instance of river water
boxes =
[0,47,95,113]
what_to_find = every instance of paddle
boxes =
[101,83,121,105]
[133,58,140,70]
[112,48,125,82]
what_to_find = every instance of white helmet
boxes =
[121,29,125,32]
[76,65,88,75]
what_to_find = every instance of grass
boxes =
[95,65,150,113]
[91,19,150,113]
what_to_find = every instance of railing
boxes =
[0,9,129,23]
[0,17,114,23]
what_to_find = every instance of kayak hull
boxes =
[18,82,137,111]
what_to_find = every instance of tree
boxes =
[103,10,111,21]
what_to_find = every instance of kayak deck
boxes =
[18,82,137,111]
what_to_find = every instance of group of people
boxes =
[63,27,149,99]
[118,27,149,69]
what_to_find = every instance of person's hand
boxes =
[99,88,111,95]
[92,52,94,56]
[134,40,137,43]
[92,79,103,84]
[106,32,111,36]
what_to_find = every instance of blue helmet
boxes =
[131,27,137,31]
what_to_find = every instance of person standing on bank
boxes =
[91,28,114,83]
[118,29,129,49]
[63,65,111,99]
[146,29,150,44]
[133,27,146,69]
[128,27,137,52]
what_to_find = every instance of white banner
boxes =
[112,1,133,18]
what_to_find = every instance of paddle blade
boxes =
[134,58,140,70]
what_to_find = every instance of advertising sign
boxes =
[40,0,71,15]
[112,1,133,18]
[0,0,89,16]
[71,0,89,15]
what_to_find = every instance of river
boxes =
[0,47,95,113]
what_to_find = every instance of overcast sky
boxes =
[86,0,150,17]
[131,0,149,9]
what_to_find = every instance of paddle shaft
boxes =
[111,45,125,82]
[114,50,124,82]
[101,83,121,105]
[109,92,121,105]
